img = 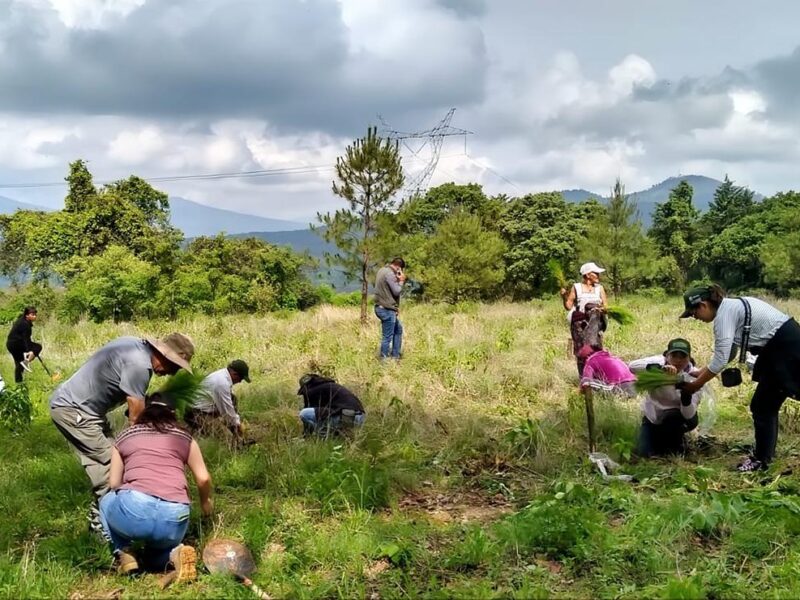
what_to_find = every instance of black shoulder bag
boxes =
[721,298,751,388]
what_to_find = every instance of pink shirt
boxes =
[581,351,636,386]
[116,424,193,504]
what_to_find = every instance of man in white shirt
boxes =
[187,360,250,436]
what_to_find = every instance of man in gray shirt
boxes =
[374,257,406,359]
[49,333,194,537]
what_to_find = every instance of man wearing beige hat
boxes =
[49,333,194,538]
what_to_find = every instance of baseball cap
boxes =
[580,262,606,276]
[665,338,691,356]
[679,286,712,318]
[228,359,251,383]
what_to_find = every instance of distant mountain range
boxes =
[0,194,307,237]
[560,175,733,225]
[0,195,49,213]
[168,197,306,236]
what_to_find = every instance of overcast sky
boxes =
[1,0,799,223]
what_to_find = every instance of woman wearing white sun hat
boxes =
[561,262,609,374]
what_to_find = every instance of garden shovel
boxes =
[37,355,62,382]
[202,538,270,599]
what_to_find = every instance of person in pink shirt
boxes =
[580,348,637,396]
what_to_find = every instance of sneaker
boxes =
[737,456,768,472]
[19,361,32,373]
[115,549,140,575]
[169,544,197,582]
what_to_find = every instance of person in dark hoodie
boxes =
[297,374,365,437]
[6,306,42,383]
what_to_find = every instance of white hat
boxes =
[579,262,605,276]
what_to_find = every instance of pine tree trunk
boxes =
[360,203,371,325]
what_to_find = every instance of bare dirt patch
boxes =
[397,489,512,524]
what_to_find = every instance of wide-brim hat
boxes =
[146,333,195,373]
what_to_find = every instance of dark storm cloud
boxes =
[751,46,800,120]
[0,0,488,134]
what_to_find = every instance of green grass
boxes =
[2,297,800,597]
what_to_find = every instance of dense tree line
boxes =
[369,176,800,302]
[0,160,317,322]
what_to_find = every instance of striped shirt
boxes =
[709,297,790,373]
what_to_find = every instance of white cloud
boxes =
[29,0,146,29]
[108,126,165,165]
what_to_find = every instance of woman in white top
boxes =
[629,338,704,457]
[561,262,609,374]
[679,284,799,472]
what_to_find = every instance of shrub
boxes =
[496,482,602,560]
[0,385,34,432]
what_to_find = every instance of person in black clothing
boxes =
[6,306,42,383]
[297,374,365,437]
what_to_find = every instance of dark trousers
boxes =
[7,342,42,383]
[750,380,789,463]
[638,412,699,458]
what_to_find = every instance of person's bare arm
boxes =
[187,440,213,516]
[109,447,124,489]
[600,286,608,307]
[126,396,145,423]
[563,286,576,310]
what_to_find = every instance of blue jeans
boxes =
[299,407,365,436]
[375,305,403,358]
[99,489,190,571]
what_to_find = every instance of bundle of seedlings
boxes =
[634,369,680,393]
[605,305,636,326]
[150,370,205,420]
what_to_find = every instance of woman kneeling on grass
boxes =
[99,393,213,578]
[629,338,704,457]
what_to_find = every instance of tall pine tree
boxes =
[315,126,404,324]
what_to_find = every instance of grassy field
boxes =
[3,296,800,598]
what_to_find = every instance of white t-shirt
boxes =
[628,355,702,425]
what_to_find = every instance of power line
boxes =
[0,163,336,189]
[464,154,522,192]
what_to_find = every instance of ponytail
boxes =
[707,284,725,308]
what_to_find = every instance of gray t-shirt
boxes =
[49,337,154,417]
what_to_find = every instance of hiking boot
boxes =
[169,544,197,582]
[115,549,140,575]
[737,456,768,472]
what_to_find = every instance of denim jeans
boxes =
[375,305,402,358]
[99,489,190,571]
[299,407,365,436]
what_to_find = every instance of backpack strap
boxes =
[737,298,752,364]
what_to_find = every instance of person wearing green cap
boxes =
[679,284,800,471]
[629,339,705,457]
[186,360,250,437]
